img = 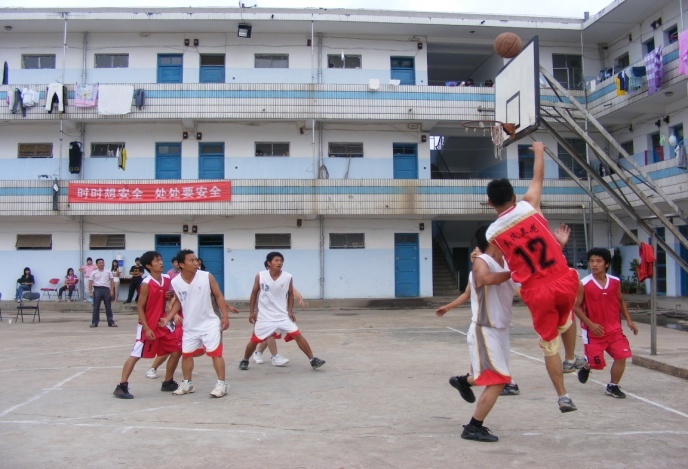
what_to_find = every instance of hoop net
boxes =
[461,120,515,160]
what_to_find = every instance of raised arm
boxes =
[523,141,545,213]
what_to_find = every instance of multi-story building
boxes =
[1,0,686,300]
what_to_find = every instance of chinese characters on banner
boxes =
[68,181,231,203]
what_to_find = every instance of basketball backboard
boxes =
[495,36,540,146]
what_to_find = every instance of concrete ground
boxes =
[1,302,687,468]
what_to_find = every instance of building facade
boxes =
[0,1,686,300]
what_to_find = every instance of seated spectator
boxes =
[16,266,35,302]
[59,268,78,302]
[484,79,494,87]
[465,78,475,86]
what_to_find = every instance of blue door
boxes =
[393,143,418,179]
[395,233,419,297]
[391,56,415,85]
[158,54,183,83]
[198,234,224,294]
[200,54,225,83]
[156,143,181,179]
[199,142,225,179]
[155,235,181,272]
[682,226,688,295]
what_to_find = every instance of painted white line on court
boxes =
[586,430,688,436]
[0,371,87,418]
[447,326,688,420]
[0,344,128,362]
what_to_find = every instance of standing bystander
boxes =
[89,258,116,328]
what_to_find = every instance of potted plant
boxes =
[629,258,640,294]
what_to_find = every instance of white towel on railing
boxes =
[97,85,134,115]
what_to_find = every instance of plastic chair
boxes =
[16,292,41,323]
[41,278,60,300]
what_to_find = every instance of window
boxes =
[255,142,290,156]
[620,229,638,246]
[201,54,225,67]
[95,54,129,68]
[557,139,587,179]
[670,124,684,146]
[552,54,583,90]
[200,54,225,83]
[327,54,361,69]
[615,53,630,69]
[330,233,365,249]
[650,132,663,163]
[255,233,291,249]
[328,142,363,158]
[16,234,52,250]
[561,224,586,269]
[22,54,55,69]
[91,143,125,157]
[255,54,288,68]
[18,143,52,158]
[517,145,534,179]
[666,25,679,46]
[89,234,126,249]
[620,140,634,156]
[644,38,656,54]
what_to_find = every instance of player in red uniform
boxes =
[574,248,638,398]
[113,251,182,399]
[485,142,580,413]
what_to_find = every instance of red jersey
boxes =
[580,274,622,334]
[141,274,171,338]
[486,200,569,285]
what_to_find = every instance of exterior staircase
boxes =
[433,240,460,297]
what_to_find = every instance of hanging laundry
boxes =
[74,83,98,107]
[118,147,127,171]
[627,67,645,91]
[21,88,39,107]
[638,242,656,283]
[677,144,687,169]
[134,88,145,110]
[69,141,83,174]
[98,85,134,115]
[45,83,66,113]
[10,88,25,116]
[644,46,663,96]
[615,73,626,96]
[678,30,688,77]
[2,61,7,85]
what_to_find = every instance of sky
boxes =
[0,0,614,19]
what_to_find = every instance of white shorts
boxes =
[182,326,221,355]
[466,322,511,386]
[254,317,299,341]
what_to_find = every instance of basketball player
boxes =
[448,226,516,442]
[574,248,638,398]
[168,249,238,398]
[485,141,580,413]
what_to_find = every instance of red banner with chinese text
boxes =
[68,182,231,203]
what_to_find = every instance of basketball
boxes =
[494,32,522,59]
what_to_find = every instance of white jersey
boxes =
[469,253,517,329]
[257,270,292,323]
[171,270,219,332]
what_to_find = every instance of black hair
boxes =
[171,257,178,262]
[67,268,74,275]
[24,267,31,273]
[475,226,489,253]
[486,178,515,207]
[176,249,195,265]
[86,257,93,262]
[111,260,119,271]
[135,257,141,262]
[264,260,268,269]
[140,250,162,273]
[266,251,284,263]
[95,258,104,264]
[586,247,612,270]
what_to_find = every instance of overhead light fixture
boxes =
[237,23,252,38]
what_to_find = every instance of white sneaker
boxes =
[271,354,290,366]
[210,380,229,398]
[146,368,158,379]
[252,351,264,364]
[172,380,195,395]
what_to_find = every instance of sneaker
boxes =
[449,375,476,403]
[210,380,229,398]
[271,354,290,366]
[146,368,158,379]
[252,351,265,364]
[310,357,326,369]
[500,383,520,396]
[461,424,498,442]
[239,359,249,370]
[563,356,587,373]
[172,380,195,395]
[160,380,179,392]
[578,367,590,384]
[558,395,577,413]
[113,383,134,399]
[605,384,626,399]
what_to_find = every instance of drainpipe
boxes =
[82,32,88,83]
[319,215,324,299]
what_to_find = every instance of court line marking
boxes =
[0,371,87,418]
[0,345,129,362]
[446,326,688,420]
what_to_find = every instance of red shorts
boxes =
[131,325,181,359]
[583,328,632,370]
[520,269,579,342]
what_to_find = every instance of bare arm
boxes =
[573,282,604,337]
[618,287,638,335]
[137,283,156,340]
[248,274,260,324]
[293,288,305,308]
[436,284,471,317]
[523,141,545,213]
[287,279,295,322]
[473,258,511,289]
[209,274,234,330]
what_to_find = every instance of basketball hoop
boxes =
[461,120,517,159]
